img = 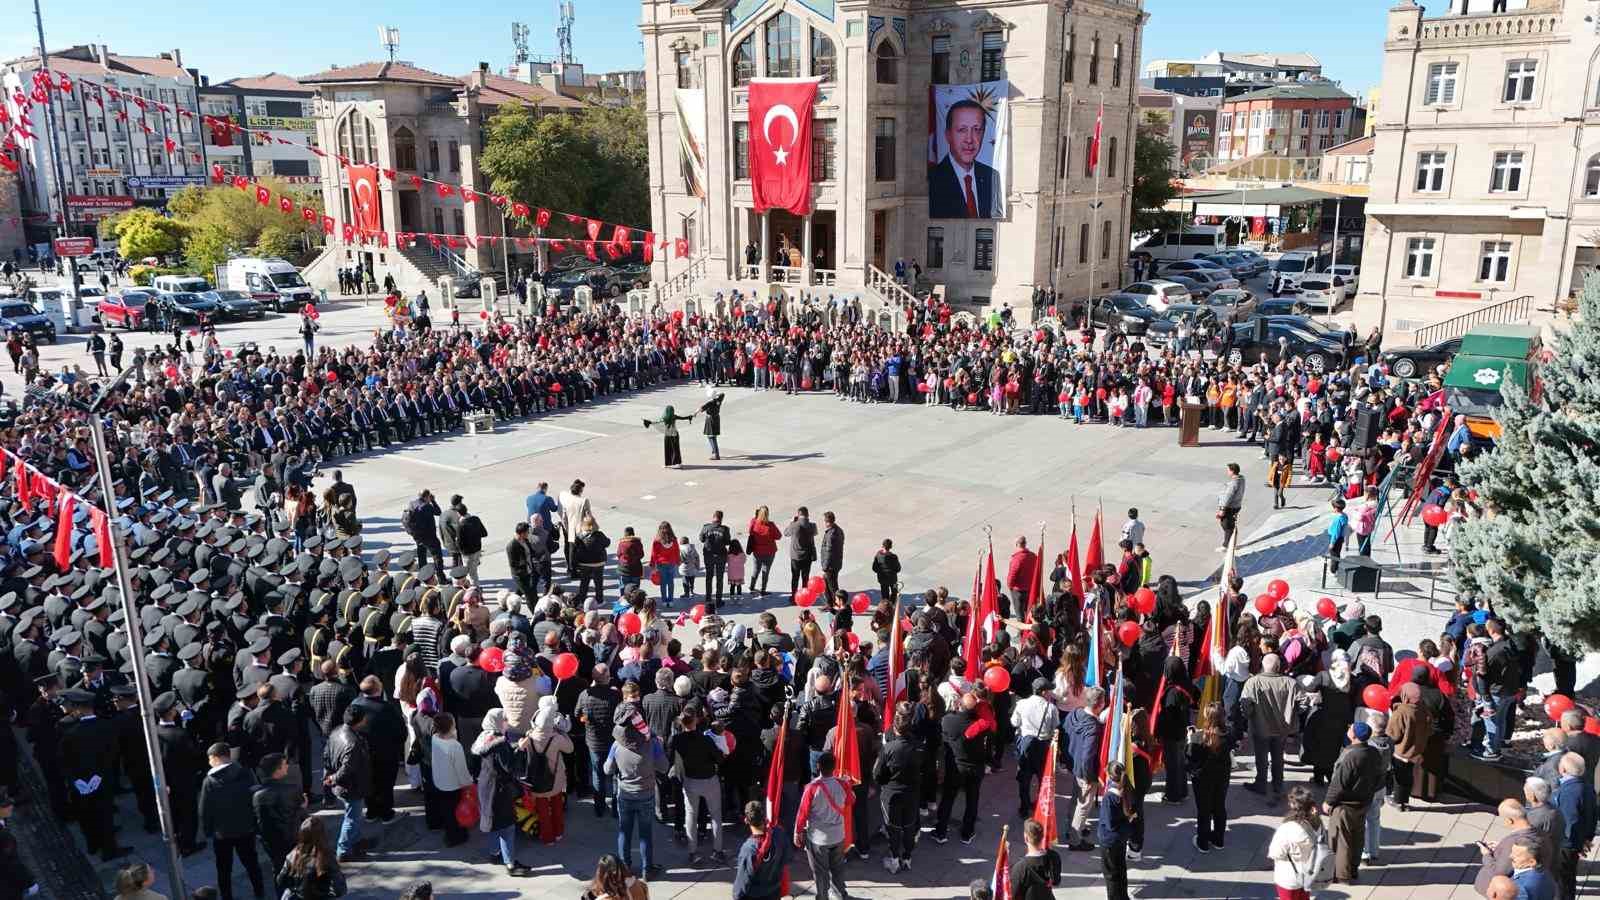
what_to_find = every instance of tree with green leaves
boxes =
[171,177,321,273]
[1451,274,1600,652]
[104,208,186,261]
[1131,119,1180,236]
[479,101,650,234]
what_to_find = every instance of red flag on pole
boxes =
[991,828,1012,900]
[586,219,602,241]
[14,463,30,510]
[883,599,905,725]
[1025,530,1045,625]
[963,547,988,670]
[1089,99,1104,173]
[642,231,655,264]
[1083,510,1104,595]
[92,508,114,567]
[747,78,820,215]
[1033,736,1059,847]
[761,705,789,856]
[53,495,74,570]
[1064,520,1082,603]
[834,684,861,785]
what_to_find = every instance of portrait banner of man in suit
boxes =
[928,81,1009,220]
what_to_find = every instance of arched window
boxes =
[337,111,377,165]
[393,127,417,171]
[765,12,800,78]
[1587,154,1600,197]
[733,34,756,86]
[876,42,899,85]
[811,29,836,83]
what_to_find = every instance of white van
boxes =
[151,274,212,294]
[1135,225,1227,262]
[223,257,313,312]
[1269,251,1319,294]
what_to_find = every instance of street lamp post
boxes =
[28,372,186,900]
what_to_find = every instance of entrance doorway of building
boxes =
[398,191,422,233]
[769,210,805,268]
[809,211,835,272]
[752,209,837,282]
[872,210,888,271]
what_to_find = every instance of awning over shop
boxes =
[1166,185,1344,218]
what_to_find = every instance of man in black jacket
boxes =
[350,675,406,821]
[1322,722,1386,883]
[60,688,127,859]
[323,705,372,861]
[200,741,265,900]
[111,684,160,834]
[934,692,989,845]
[577,664,621,816]
[155,692,207,856]
[1478,619,1524,760]
[241,681,296,773]
[700,511,731,610]
[252,752,301,875]
[873,703,923,873]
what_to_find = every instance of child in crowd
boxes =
[679,535,702,600]
[726,538,746,604]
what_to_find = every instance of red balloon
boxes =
[1545,694,1577,723]
[1254,594,1278,616]
[846,632,861,653]
[1316,597,1338,619]
[723,731,737,754]
[1361,684,1391,711]
[617,612,642,637]
[982,665,1012,693]
[1328,447,1343,462]
[552,652,578,681]
[550,382,563,392]
[1116,621,1141,648]
[480,647,506,673]
[966,392,979,405]
[795,589,817,608]
[690,603,706,624]
[851,593,871,615]
[808,575,827,595]
[1585,716,1600,737]
[1266,579,1290,602]
[1131,587,1156,616]
[1421,504,1449,528]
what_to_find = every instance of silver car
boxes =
[1203,288,1258,324]
[1178,267,1240,292]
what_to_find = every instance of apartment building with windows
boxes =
[1213,82,1358,163]
[1362,0,1597,330]
[198,73,321,183]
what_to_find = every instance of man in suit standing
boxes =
[929,99,1000,219]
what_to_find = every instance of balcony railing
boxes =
[1419,12,1562,45]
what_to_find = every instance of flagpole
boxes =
[1086,93,1105,304]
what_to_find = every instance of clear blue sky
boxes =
[5,0,1389,93]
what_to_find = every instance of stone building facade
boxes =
[641,0,1147,311]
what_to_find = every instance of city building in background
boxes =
[0,44,205,239]
[1138,87,1220,176]
[1214,82,1359,163]
[197,73,320,183]
[1361,0,1593,333]
[641,0,1148,310]
[0,171,24,262]
[1141,50,1323,99]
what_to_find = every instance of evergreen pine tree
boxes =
[1452,274,1600,652]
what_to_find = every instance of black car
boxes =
[201,290,265,320]
[153,291,221,323]
[1227,319,1347,373]
[1380,336,1461,379]
[1088,293,1156,335]
[0,299,57,343]
[1145,304,1217,344]
[1255,296,1309,317]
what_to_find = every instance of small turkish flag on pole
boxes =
[255,186,271,207]
[1089,98,1104,173]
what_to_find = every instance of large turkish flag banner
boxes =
[748,79,818,216]
[348,165,381,232]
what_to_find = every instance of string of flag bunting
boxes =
[0,448,115,570]
[2,67,675,259]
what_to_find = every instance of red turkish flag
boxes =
[535,208,551,229]
[279,196,294,215]
[436,183,454,198]
[321,215,335,236]
[210,163,225,184]
[511,202,530,219]
[231,175,249,190]
[254,185,271,207]
[642,231,654,264]
[53,495,74,571]
[347,165,380,232]
[341,223,356,243]
[748,79,818,215]
[461,189,477,204]
[302,207,317,224]
[582,241,598,261]
[586,219,602,241]
[163,137,176,154]
[674,237,689,259]
[93,509,113,568]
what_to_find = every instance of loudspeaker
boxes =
[1253,317,1269,344]
[1351,405,1381,450]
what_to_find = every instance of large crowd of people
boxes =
[0,289,1567,900]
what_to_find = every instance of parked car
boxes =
[152,291,220,323]
[0,299,57,343]
[1199,252,1255,278]
[1380,336,1462,379]
[1255,296,1310,317]
[1227,319,1347,372]
[1119,279,1191,311]
[1162,274,1215,300]
[1293,275,1349,313]
[1268,250,1319,294]
[1180,267,1240,292]
[1161,258,1228,277]
[1202,288,1257,324]
[1145,303,1218,344]
[1088,293,1157,334]
[1325,264,1360,300]
[98,290,155,329]
[545,269,592,301]
[201,289,265,320]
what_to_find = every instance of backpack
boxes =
[401,503,422,536]
[523,738,557,794]
[1291,827,1334,890]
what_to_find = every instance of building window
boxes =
[1479,241,1511,282]
[1586,155,1600,196]
[932,36,951,84]
[1333,110,1346,130]
[448,140,460,173]
[765,12,800,78]
[1084,135,1095,177]
[874,117,896,181]
[1058,137,1069,179]
[1250,110,1262,130]
[1101,220,1112,259]
[1489,150,1525,193]
[1416,151,1447,192]
[1315,110,1331,128]
[453,209,465,236]
[974,227,994,270]
[1425,62,1460,106]
[876,42,899,84]
[1107,136,1119,178]
[811,29,836,83]
[1079,223,1089,264]
[1297,135,1309,152]
[733,123,750,180]
[392,127,417,170]
[734,35,756,86]
[927,227,945,268]
[1112,39,1123,88]
[428,139,439,172]
[1404,237,1436,279]
[811,120,836,181]
[337,111,378,165]
[1503,59,1537,103]
[980,32,1004,82]
[1088,35,1100,85]
[675,51,693,89]
[1063,31,1074,83]
[1219,112,1232,134]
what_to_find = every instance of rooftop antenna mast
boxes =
[557,1,575,64]
[378,25,400,63]
[512,21,530,65]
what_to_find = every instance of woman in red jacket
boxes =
[649,521,681,607]
[746,504,782,595]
